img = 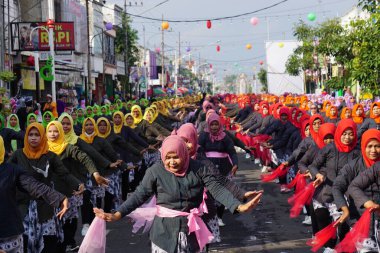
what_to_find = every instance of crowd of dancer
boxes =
[0,92,380,253]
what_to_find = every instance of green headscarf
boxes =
[0,115,4,131]
[7,114,21,151]
[101,105,111,116]
[77,108,85,124]
[42,111,54,128]
[85,106,94,118]
[26,113,38,126]
[115,99,123,110]
[93,104,102,116]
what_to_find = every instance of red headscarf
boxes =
[361,129,380,168]
[272,103,283,119]
[278,107,290,123]
[260,103,269,118]
[175,123,198,157]
[352,104,365,124]
[160,135,190,177]
[300,119,310,139]
[370,102,380,124]
[309,114,324,143]
[205,112,226,142]
[334,119,358,153]
[316,123,336,149]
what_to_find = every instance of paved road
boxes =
[76,153,313,252]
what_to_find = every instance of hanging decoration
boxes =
[161,21,170,30]
[307,12,316,21]
[40,56,54,82]
[246,43,252,50]
[234,63,239,67]
[26,55,35,66]
[216,45,220,52]
[250,17,259,26]
[155,48,161,53]
[206,20,212,29]
[186,46,191,52]
[105,22,113,31]
[278,42,284,48]
[210,64,213,69]
[259,60,264,65]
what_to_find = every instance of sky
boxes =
[109,0,359,81]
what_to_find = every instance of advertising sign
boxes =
[11,22,75,51]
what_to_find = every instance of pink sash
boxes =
[205,151,232,165]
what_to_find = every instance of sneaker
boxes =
[261,166,269,173]
[81,224,90,236]
[357,238,378,253]
[245,153,251,159]
[66,244,80,252]
[280,185,291,193]
[302,216,312,225]
[322,247,336,253]
[218,218,226,227]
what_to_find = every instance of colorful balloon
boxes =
[155,48,161,53]
[278,42,284,48]
[161,21,169,30]
[216,45,220,52]
[307,12,316,22]
[206,20,212,29]
[246,43,252,50]
[105,22,113,31]
[250,17,259,26]
[259,60,264,65]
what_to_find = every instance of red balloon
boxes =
[259,60,264,65]
[206,20,212,29]
[27,55,35,66]
[210,64,213,69]
[216,45,220,52]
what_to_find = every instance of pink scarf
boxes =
[175,123,198,157]
[160,135,190,176]
[205,113,226,142]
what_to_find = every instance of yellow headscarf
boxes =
[0,136,4,164]
[58,113,79,145]
[131,105,143,124]
[124,113,136,129]
[112,111,125,134]
[80,118,98,144]
[46,121,68,155]
[97,117,112,138]
[158,101,170,116]
[23,123,50,159]
[150,105,159,120]
[143,109,155,124]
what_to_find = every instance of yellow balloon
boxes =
[161,21,169,30]
[278,42,284,48]
[246,43,252,50]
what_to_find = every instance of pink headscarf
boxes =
[160,135,190,177]
[202,100,214,112]
[174,123,198,157]
[205,112,226,142]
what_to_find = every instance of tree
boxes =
[358,0,378,13]
[115,14,139,96]
[257,68,268,93]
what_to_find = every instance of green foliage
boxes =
[358,0,378,13]
[257,68,268,93]
[0,71,16,83]
[223,74,237,85]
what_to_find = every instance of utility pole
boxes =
[0,0,5,87]
[161,15,164,89]
[124,0,129,100]
[47,0,56,102]
[86,0,91,105]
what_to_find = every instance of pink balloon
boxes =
[250,17,259,26]
[155,48,161,53]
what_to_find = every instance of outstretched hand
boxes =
[237,192,263,213]
[244,190,264,201]
[93,208,122,222]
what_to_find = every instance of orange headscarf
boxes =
[361,129,380,168]
[80,118,98,144]
[23,123,49,159]
[352,104,365,124]
[326,106,338,119]
[370,102,380,124]
[340,107,352,120]
[322,101,331,112]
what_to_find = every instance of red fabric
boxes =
[309,114,324,144]
[261,164,288,182]
[361,129,380,168]
[316,123,336,149]
[272,103,283,119]
[334,209,371,253]
[295,174,307,194]
[288,183,315,218]
[307,221,337,252]
[334,119,357,153]
[300,118,310,139]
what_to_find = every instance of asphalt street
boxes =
[75,153,313,252]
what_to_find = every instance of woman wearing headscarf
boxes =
[26,113,38,126]
[94,135,262,253]
[80,118,124,214]
[340,107,352,120]
[358,102,380,140]
[308,119,360,250]
[144,108,171,136]
[42,111,54,128]
[9,123,81,253]
[85,106,94,118]
[46,121,108,251]
[351,104,365,128]
[325,105,339,124]
[0,115,25,158]
[76,108,85,126]
[0,135,68,253]
[332,129,380,245]
[7,114,23,152]
[198,112,238,226]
